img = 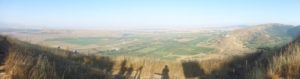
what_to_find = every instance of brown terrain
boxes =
[0,32,299,79]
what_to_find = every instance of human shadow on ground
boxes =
[161,65,170,79]
[115,60,134,79]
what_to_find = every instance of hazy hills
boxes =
[288,25,300,37]
[213,23,297,54]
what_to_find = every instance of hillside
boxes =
[288,25,300,37]
[0,36,187,79]
[0,36,109,79]
[246,36,300,79]
[184,35,300,79]
[213,23,295,54]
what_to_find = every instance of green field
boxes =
[46,37,118,45]
[45,32,222,60]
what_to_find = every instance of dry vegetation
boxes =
[0,36,186,79]
[247,37,300,79]
[0,35,300,79]
[1,36,108,79]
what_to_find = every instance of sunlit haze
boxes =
[1,0,300,29]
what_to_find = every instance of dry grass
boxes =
[248,37,300,79]
[2,36,108,79]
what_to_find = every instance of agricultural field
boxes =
[0,29,227,60]
[43,30,225,60]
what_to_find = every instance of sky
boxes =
[0,0,300,29]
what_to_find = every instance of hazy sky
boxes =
[0,0,300,29]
